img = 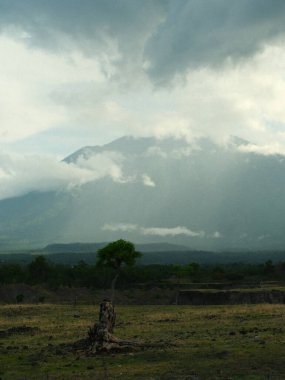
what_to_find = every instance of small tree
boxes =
[96,239,142,302]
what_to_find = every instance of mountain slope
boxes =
[1,136,285,251]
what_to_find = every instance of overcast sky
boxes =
[1,0,285,198]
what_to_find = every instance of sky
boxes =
[1,0,285,199]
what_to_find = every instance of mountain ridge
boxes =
[42,241,190,254]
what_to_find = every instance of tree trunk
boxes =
[111,272,119,303]
[72,299,173,354]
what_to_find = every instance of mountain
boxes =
[42,242,189,254]
[1,135,285,251]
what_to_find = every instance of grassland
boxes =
[1,303,285,379]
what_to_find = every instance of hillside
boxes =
[1,136,285,251]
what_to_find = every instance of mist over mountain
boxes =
[1,135,285,251]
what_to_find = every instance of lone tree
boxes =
[96,239,142,302]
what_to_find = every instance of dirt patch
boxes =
[0,284,175,305]
[0,325,40,338]
[178,289,285,305]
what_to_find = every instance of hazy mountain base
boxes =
[1,304,285,379]
[2,136,285,251]
[1,248,285,265]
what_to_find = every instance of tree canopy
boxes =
[96,239,142,302]
[96,239,142,270]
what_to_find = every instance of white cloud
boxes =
[141,226,205,238]
[1,4,285,181]
[142,174,156,187]
[145,144,200,160]
[75,151,130,183]
[2,32,285,160]
[104,44,285,155]
[101,223,207,238]
[0,151,129,200]
[210,231,223,239]
[0,34,105,144]
[257,234,270,241]
[238,143,285,156]
[145,146,168,159]
[102,223,138,232]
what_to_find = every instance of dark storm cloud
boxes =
[0,0,166,57]
[145,0,285,83]
[1,0,285,84]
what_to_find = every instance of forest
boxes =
[1,255,284,289]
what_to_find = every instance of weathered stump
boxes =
[60,298,174,355]
[87,298,124,352]
[99,298,116,333]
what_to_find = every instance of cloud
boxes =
[0,0,165,84]
[210,231,223,239]
[1,1,285,165]
[75,151,131,183]
[0,34,105,145]
[145,143,201,160]
[141,45,285,150]
[102,223,138,232]
[0,151,129,200]
[141,226,205,238]
[145,146,168,159]
[145,0,285,84]
[257,234,270,241]
[142,174,156,187]
[1,1,285,86]
[101,223,206,238]
[238,142,285,156]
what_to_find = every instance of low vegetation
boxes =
[1,303,285,379]
[0,256,284,290]
[1,243,285,378]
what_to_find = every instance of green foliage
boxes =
[0,263,25,284]
[263,260,275,275]
[38,295,45,303]
[173,263,201,279]
[2,254,285,290]
[27,255,52,284]
[96,239,143,300]
[96,239,142,270]
[16,294,24,303]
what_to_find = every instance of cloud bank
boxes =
[1,1,285,200]
[1,0,285,84]
[145,0,285,83]
[0,150,160,200]
[0,151,129,200]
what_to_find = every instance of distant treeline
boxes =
[1,255,285,288]
[1,249,285,266]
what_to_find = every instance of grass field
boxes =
[1,303,285,379]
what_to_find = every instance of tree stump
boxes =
[87,298,121,352]
[62,298,173,354]
[99,298,116,333]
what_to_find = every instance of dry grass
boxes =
[1,303,285,379]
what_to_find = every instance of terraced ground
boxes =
[0,303,285,379]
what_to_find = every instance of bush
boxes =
[16,294,24,303]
